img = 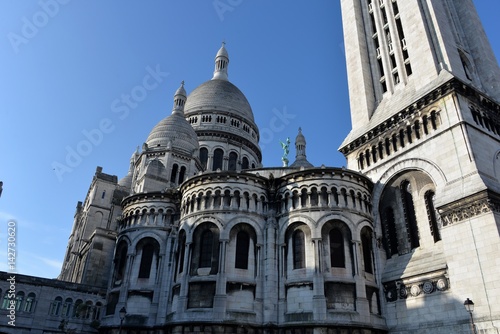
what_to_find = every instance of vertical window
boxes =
[138,243,155,279]
[212,149,224,171]
[50,297,63,316]
[178,231,186,274]
[361,228,373,274]
[425,190,441,242]
[329,228,345,268]
[292,230,305,269]
[170,164,179,183]
[200,230,214,268]
[178,166,186,184]
[73,299,82,318]
[235,231,250,269]
[93,302,102,320]
[228,152,238,171]
[23,293,36,312]
[382,207,398,257]
[200,148,208,170]
[101,190,106,199]
[1,292,8,309]
[62,298,73,317]
[242,157,249,170]
[113,241,128,285]
[15,292,24,311]
[400,180,420,249]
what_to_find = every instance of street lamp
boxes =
[118,307,126,334]
[464,298,476,334]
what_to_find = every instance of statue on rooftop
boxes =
[280,137,290,167]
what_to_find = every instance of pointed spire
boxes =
[290,127,313,168]
[172,81,187,114]
[295,127,306,158]
[212,42,229,81]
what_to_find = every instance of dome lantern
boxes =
[212,42,229,81]
[173,81,187,113]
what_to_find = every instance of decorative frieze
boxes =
[438,190,500,226]
[383,276,449,302]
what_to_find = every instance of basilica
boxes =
[1,1,500,333]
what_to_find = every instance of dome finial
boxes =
[212,42,229,81]
[172,81,187,114]
[290,127,313,168]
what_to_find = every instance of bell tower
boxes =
[339,1,500,333]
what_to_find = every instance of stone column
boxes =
[214,240,228,319]
[207,154,214,171]
[313,238,326,321]
[264,217,278,324]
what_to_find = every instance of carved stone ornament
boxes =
[422,281,434,294]
[439,190,500,226]
[436,278,448,291]
[410,284,421,297]
[383,276,449,302]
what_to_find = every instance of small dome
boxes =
[216,43,229,59]
[290,127,313,168]
[145,83,199,155]
[175,81,187,98]
[118,172,133,189]
[118,148,139,189]
[184,79,254,122]
[145,112,199,154]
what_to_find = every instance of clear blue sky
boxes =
[0,1,499,279]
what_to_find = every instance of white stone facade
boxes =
[4,1,500,333]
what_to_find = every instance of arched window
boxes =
[228,152,238,171]
[400,180,420,249]
[329,228,345,268]
[425,190,441,242]
[200,147,208,170]
[212,149,224,171]
[361,227,374,274]
[191,223,220,275]
[73,299,83,318]
[50,297,63,316]
[235,231,250,269]
[170,164,179,183]
[200,230,214,268]
[113,241,128,286]
[62,298,73,318]
[242,157,249,170]
[178,166,186,183]
[15,292,24,311]
[292,230,305,269]
[0,291,7,309]
[138,242,157,279]
[84,301,93,319]
[23,293,36,312]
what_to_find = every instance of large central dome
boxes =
[184,79,254,121]
[182,43,261,163]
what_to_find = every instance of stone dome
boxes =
[184,79,255,122]
[145,82,199,155]
[145,112,199,154]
